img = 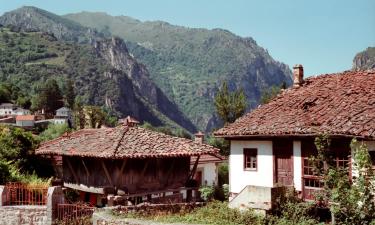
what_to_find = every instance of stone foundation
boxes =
[0,206,47,225]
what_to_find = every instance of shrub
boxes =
[199,185,215,201]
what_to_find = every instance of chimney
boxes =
[120,116,140,127]
[194,131,204,144]
[293,64,304,87]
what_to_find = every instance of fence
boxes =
[4,182,48,205]
[56,203,95,222]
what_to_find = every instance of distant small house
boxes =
[55,107,72,118]
[54,107,73,126]
[16,115,35,127]
[191,132,226,186]
[0,103,30,117]
[214,67,375,211]
[13,108,30,116]
[0,103,16,116]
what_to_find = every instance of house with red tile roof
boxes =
[16,115,35,127]
[36,116,219,206]
[214,66,375,211]
[190,132,227,187]
[190,153,226,186]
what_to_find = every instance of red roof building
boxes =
[36,121,219,206]
[214,67,375,210]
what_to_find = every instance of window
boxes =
[244,148,257,170]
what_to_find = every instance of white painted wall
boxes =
[16,120,35,127]
[229,140,273,194]
[197,163,217,186]
[350,141,375,178]
[293,141,302,191]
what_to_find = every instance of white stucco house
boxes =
[191,153,226,186]
[191,132,226,186]
[0,103,30,117]
[214,66,375,211]
[16,115,35,127]
[54,107,73,127]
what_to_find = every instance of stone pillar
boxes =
[46,186,65,225]
[107,194,115,207]
[0,185,8,206]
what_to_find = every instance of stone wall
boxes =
[0,205,47,225]
[0,185,65,225]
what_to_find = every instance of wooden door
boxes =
[273,140,294,186]
[194,170,203,186]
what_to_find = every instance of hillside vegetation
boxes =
[0,6,293,131]
[65,12,293,131]
[0,24,195,132]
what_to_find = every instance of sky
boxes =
[1,0,374,76]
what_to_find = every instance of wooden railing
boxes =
[56,203,95,221]
[4,182,48,205]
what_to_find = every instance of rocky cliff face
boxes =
[0,7,196,132]
[353,47,375,70]
[93,37,196,131]
[0,6,100,42]
[65,12,293,131]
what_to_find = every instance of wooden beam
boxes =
[140,160,150,177]
[116,159,128,186]
[119,159,127,175]
[81,159,90,177]
[163,158,176,187]
[188,156,200,180]
[64,182,104,194]
[101,161,113,186]
[66,158,80,184]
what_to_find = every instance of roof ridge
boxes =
[113,125,129,157]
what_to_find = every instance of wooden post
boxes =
[66,158,80,184]
[188,156,200,180]
[101,161,113,186]
[116,159,127,186]
[140,160,150,177]
[81,159,90,177]
[162,158,176,187]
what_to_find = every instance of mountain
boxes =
[0,7,196,132]
[64,12,293,131]
[353,47,375,70]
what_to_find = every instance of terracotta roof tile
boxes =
[16,115,35,121]
[214,70,375,139]
[190,153,227,165]
[36,126,219,158]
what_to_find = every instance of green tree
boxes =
[64,79,76,109]
[0,125,53,183]
[32,79,64,116]
[39,123,70,142]
[0,83,12,103]
[74,99,86,129]
[311,135,375,224]
[85,105,106,128]
[260,82,287,105]
[207,135,230,156]
[214,81,247,124]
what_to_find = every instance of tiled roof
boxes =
[16,115,35,121]
[214,70,375,139]
[190,153,227,165]
[36,125,219,158]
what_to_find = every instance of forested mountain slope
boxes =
[65,12,293,131]
[0,7,196,132]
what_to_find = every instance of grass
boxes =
[113,201,264,225]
